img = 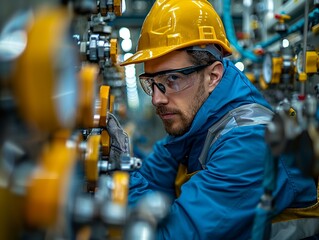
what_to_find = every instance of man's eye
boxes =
[166,73,181,82]
[164,74,182,89]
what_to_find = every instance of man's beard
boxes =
[156,81,207,136]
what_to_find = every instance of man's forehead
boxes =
[144,50,191,71]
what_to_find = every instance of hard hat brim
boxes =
[120,41,232,66]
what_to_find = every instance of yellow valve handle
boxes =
[110,38,118,64]
[108,171,129,239]
[112,171,129,206]
[110,94,115,113]
[101,130,110,156]
[100,0,122,16]
[77,64,99,128]
[299,72,307,82]
[85,135,101,182]
[271,57,283,84]
[113,0,122,16]
[312,23,319,34]
[25,130,77,228]
[259,75,269,90]
[274,13,291,23]
[305,51,319,74]
[99,85,110,127]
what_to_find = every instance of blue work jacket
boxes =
[128,59,317,239]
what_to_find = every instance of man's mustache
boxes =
[156,106,180,115]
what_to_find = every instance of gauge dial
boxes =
[262,53,273,84]
[296,50,305,74]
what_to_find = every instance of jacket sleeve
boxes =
[128,138,178,206]
[128,125,317,240]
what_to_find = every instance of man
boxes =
[120,0,317,239]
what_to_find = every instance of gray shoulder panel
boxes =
[199,103,274,169]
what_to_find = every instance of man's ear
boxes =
[208,61,224,93]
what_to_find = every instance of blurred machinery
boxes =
[223,0,319,164]
[0,0,170,240]
[1,0,319,239]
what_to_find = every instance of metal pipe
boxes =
[300,0,310,96]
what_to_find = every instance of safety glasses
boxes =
[139,64,210,96]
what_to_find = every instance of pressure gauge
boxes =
[262,53,273,84]
[262,52,282,85]
[296,50,305,74]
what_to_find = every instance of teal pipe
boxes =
[222,0,262,62]
[256,8,319,49]
[222,1,319,62]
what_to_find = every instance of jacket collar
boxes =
[164,59,271,155]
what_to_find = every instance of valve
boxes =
[262,52,283,85]
[262,46,295,87]
[280,45,295,85]
[98,85,111,127]
[296,46,319,83]
[296,46,319,74]
[274,13,291,33]
[85,135,101,185]
[76,64,98,128]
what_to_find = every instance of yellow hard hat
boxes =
[120,0,232,66]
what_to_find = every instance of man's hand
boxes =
[105,112,130,168]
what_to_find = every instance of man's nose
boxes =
[152,84,169,106]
